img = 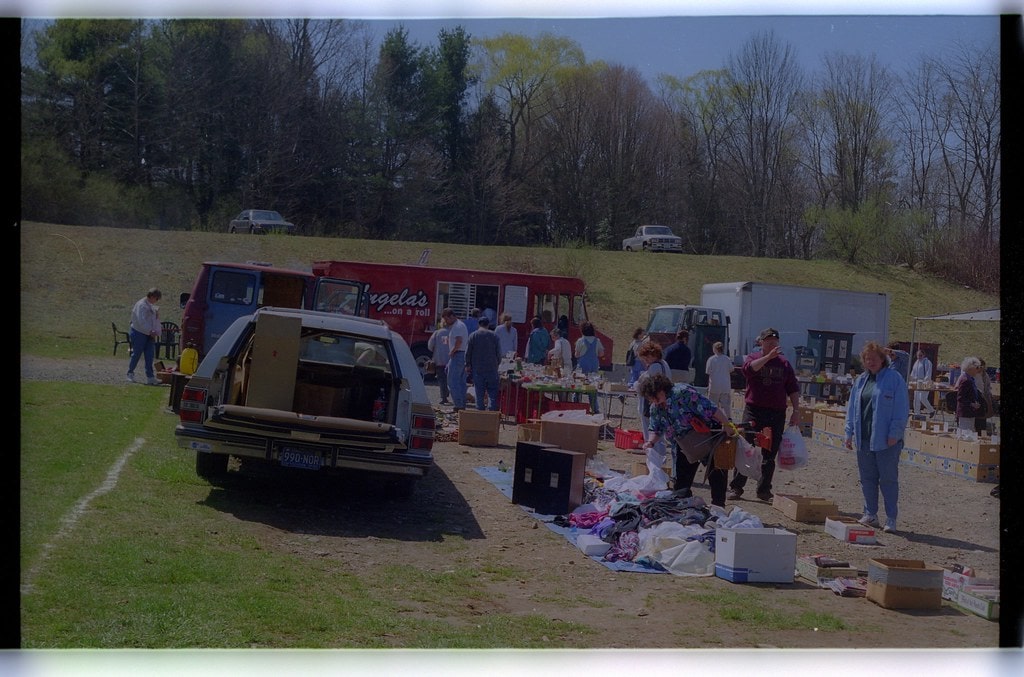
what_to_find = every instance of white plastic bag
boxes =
[734,435,763,481]
[777,426,809,470]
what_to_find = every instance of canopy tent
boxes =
[908,308,1000,376]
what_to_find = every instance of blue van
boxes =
[178,261,369,358]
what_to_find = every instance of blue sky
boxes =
[371,15,1000,84]
[13,2,1008,86]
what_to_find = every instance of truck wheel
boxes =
[624,246,633,252]
[229,226,237,234]
[196,451,228,480]
[642,242,650,251]
[412,345,434,381]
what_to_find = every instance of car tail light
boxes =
[409,413,434,450]
[179,386,208,423]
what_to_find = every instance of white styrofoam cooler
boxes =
[715,527,797,583]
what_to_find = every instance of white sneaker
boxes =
[126,373,135,383]
[146,377,160,386]
[883,520,897,533]
[858,514,880,528]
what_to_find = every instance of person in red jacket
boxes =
[727,327,801,502]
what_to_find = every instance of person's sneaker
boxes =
[858,514,880,528]
[439,399,451,405]
[883,520,897,533]
[756,490,774,502]
[726,488,743,501]
[146,377,160,386]
[126,373,135,383]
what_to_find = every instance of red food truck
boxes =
[311,259,613,372]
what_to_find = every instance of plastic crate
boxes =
[614,428,644,450]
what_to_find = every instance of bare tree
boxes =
[720,31,805,257]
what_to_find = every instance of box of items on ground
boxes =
[614,428,644,450]
[539,411,602,457]
[955,586,1000,621]
[942,566,996,602]
[517,421,542,443]
[772,494,839,523]
[956,439,999,465]
[796,555,860,585]
[824,516,877,544]
[866,559,944,610]
[511,441,586,515]
[458,410,501,446]
[714,528,797,584]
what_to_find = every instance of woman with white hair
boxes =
[955,356,984,432]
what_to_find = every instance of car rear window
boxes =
[299,331,393,373]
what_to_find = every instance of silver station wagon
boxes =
[175,307,435,495]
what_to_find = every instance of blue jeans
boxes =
[127,328,156,378]
[448,351,467,409]
[473,370,500,411]
[856,440,901,521]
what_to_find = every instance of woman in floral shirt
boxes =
[639,373,737,507]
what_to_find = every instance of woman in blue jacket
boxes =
[844,340,910,534]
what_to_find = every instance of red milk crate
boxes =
[615,428,644,450]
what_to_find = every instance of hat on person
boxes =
[477,316,490,328]
[758,327,780,341]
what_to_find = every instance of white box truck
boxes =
[700,281,890,367]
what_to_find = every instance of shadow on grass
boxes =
[196,461,486,542]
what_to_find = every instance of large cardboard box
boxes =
[932,435,959,459]
[459,410,502,446]
[772,494,839,523]
[246,312,301,410]
[292,383,347,417]
[903,428,921,451]
[540,415,601,457]
[813,411,830,432]
[511,441,585,515]
[956,440,999,465]
[715,528,797,583]
[824,516,877,544]
[825,415,847,437]
[866,559,944,609]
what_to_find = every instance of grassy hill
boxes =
[20,222,1000,369]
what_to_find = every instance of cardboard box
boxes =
[956,586,1000,620]
[772,494,839,523]
[517,422,542,442]
[824,516,877,545]
[903,428,921,451]
[458,410,502,446]
[540,416,601,457]
[715,528,797,583]
[942,568,996,601]
[932,435,958,458]
[629,461,672,477]
[576,533,612,557]
[813,411,830,432]
[956,440,999,465]
[796,556,859,585]
[601,382,631,393]
[825,415,847,437]
[293,383,347,417]
[866,559,944,609]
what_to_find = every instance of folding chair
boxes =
[112,322,132,356]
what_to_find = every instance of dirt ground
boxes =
[21,355,1006,650]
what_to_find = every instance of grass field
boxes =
[20,221,999,366]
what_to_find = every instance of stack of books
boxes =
[825,577,868,597]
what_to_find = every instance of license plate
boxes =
[279,446,323,470]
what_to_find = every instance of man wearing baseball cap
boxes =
[728,327,801,502]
